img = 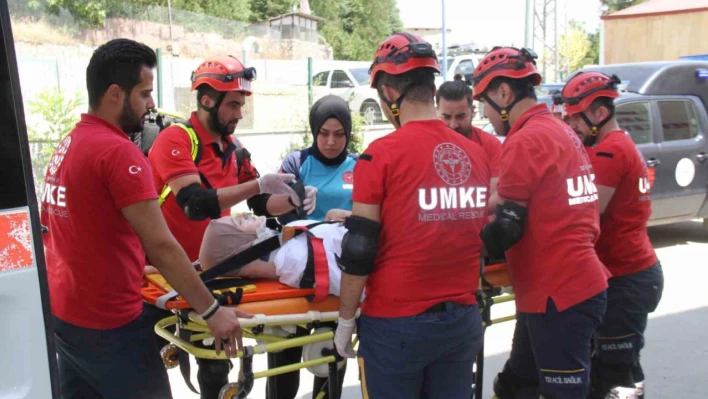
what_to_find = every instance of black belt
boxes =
[423,302,465,314]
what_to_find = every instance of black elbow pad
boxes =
[336,216,382,276]
[175,183,221,221]
[480,202,527,258]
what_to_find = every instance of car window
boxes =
[313,71,329,87]
[454,60,475,77]
[349,68,370,86]
[331,70,353,89]
[616,101,652,145]
[657,100,699,142]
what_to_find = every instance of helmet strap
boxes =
[580,107,614,147]
[378,83,414,128]
[482,93,523,135]
[200,91,232,137]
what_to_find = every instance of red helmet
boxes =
[558,71,620,116]
[191,56,256,95]
[471,47,542,101]
[369,32,441,88]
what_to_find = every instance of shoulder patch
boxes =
[359,154,373,161]
[596,152,614,158]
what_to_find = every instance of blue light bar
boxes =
[696,69,708,79]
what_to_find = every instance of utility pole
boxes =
[442,0,448,80]
[529,0,564,82]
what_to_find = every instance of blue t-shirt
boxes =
[280,148,357,221]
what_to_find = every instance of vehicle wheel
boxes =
[360,101,381,125]
[159,344,180,369]
[218,382,247,399]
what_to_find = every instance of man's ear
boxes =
[106,84,123,105]
[379,85,400,103]
[497,82,516,107]
[200,94,215,109]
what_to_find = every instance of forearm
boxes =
[146,240,215,314]
[339,273,367,320]
[216,180,260,210]
[266,194,295,216]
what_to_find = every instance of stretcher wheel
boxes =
[218,382,248,399]
[302,327,345,378]
[160,344,180,369]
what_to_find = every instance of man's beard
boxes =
[208,110,239,137]
[454,125,472,138]
[574,128,596,147]
[119,97,146,135]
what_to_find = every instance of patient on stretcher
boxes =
[198,214,361,299]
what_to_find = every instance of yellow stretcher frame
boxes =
[153,287,516,399]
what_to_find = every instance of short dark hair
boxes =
[436,78,473,107]
[590,96,615,114]
[86,38,157,109]
[375,68,436,104]
[486,76,537,102]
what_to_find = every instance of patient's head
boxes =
[199,215,271,269]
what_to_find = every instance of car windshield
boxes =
[350,68,371,86]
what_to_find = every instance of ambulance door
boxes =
[0,1,60,397]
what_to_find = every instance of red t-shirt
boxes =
[148,113,259,261]
[41,114,158,329]
[470,126,502,178]
[588,131,657,277]
[498,105,610,313]
[353,120,491,318]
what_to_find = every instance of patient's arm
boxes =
[201,259,279,280]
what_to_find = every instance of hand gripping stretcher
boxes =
[142,225,516,399]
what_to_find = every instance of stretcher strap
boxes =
[295,226,330,302]
[178,325,200,394]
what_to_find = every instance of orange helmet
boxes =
[471,47,541,101]
[191,56,256,95]
[369,32,440,89]
[557,71,620,116]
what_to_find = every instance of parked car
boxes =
[312,67,382,125]
[481,61,708,229]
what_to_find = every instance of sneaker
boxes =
[607,387,638,399]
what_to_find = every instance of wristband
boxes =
[201,299,220,321]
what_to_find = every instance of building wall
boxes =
[604,10,708,64]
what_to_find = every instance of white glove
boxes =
[257,173,300,205]
[303,186,318,215]
[334,317,357,358]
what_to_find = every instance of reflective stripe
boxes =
[158,123,200,206]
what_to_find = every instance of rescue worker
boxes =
[41,38,248,399]
[471,46,610,399]
[436,75,502,204]
[333,32,490,399]
[147,55,317,399]
[556,72,664,399]
[269,95,355,398]
[279,94,357,224]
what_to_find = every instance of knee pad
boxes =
[493,370,537,399]
[590,357,635,396]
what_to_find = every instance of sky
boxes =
[396,0,603,49]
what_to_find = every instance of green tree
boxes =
[311,0,403,60]
[584,29,600,66]
[249,0,298,23]
[560,21,591,74]
[600,0,647,15]
[46,0,106,27]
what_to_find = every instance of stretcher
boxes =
[142,253,516,399]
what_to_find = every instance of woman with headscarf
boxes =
[266,95,355,398]
[279,95,357,224]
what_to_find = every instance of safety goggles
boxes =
[368,40,438,74]
[554,74,621,106]
[191,66,258,85]
[469,47,538,86]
